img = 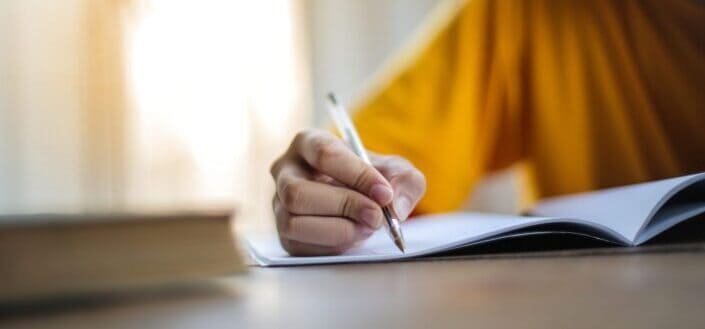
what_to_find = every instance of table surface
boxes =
[3,243,705,329]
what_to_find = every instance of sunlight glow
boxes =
[126,0,304,206]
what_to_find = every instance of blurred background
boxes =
[0,0,517,232]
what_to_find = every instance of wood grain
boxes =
[3,243,705,329]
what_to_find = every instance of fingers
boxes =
[280,238,372,257]
[279,239,347,256]
[276,174,384,228]
[269,129,426,256]
[293,130,394,205]
[279,215,371,247]
[371,154,427,221]
[273,197,373,255]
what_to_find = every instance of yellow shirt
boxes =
[353,0,705,214]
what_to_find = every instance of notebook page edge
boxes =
[634,173,705,244]
[530,173,705,243]
[244,214,630,266]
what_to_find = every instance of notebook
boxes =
[247,172,705,266]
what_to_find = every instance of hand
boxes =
[270,129,426,256]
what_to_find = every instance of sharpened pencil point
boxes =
[394,237,406,253]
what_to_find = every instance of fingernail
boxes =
[360,207,382,229]
[394,196,412,221]
[370,184,394,204]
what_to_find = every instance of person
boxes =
[270,0,705,256]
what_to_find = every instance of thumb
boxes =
[371,154,426,221]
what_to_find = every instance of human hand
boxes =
[270,129,426,256]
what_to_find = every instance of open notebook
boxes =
[247,172,705,266]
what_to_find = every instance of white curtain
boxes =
[0,0,311,231]
[0,0,130,213]
[123,1,311,231]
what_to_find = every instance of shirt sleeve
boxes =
[353,0,530,214]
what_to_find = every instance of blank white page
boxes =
[531,173,705,243]
[247,213,563,266]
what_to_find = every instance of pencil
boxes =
[326,93,406,253]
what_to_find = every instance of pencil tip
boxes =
[394,237,406,253]
[327,92,338,104]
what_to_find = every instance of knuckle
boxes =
[279,179,303,210]
[293,129,315,154]
[293,130,310,147]
[274,205,289,232]
[273,198,286,218]
[352,166,375,190]
[311,137,339,167]
[269,157,283,177]
[278,215,295,238]
[339,193,356,218]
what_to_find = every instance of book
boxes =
[0,211,245,302]
[247,172,705,266]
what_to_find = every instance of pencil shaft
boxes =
[326,93,406,253]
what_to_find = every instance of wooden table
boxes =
[3,243,705,329]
